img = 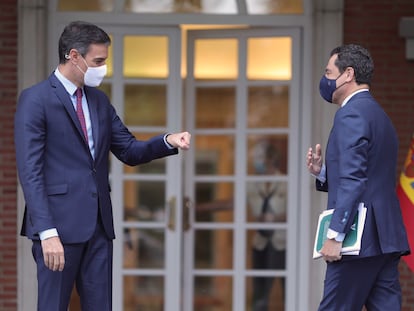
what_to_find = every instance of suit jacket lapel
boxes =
[49,74,93,156]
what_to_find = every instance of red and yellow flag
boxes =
[397,134,414,271]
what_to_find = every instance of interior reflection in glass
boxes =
[194,276,233,311]
[123,180,166,222]
[246,276,285,311]
[123,275,164,310]
[124,0,237,14]
[123,228,165,269]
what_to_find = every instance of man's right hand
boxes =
[41,236,65,271]
[307,144,323,175]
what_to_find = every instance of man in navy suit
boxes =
[306,44,410,310]
[14,21,191,311]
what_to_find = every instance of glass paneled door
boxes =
[104,26,300,311]
[183,28,300,311]
[106,26,185,311]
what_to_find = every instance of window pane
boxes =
[195,182,234,222]
[196,135,235,175]
[98,83,112,99]
[248,85,289,128]
[246,276,285,311]
[124,36,168,78]
[58,0,302,14]
[247,136,288,175]
[124,276,164,311]
[247,37,292,80]
[124,180,166,222]
[196,87,235,128]
[123,228,165,268]
[194,229,233,269]
[58,0,114,11]
[124,158,166,174]
[124,0,237,14]
[246,229,286,270]
[246,0,303,14]
[194,276,233,311]
[246,181,287,223]
[195,39,238,80]
[124,85,167,126]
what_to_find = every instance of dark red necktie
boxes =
[75,88,88,143]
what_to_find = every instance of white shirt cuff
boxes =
[39,228,59,240]
[311,164,326,183]
[163,134,174,149]
[326,228,345,242]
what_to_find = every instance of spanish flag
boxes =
[397,134,414,271]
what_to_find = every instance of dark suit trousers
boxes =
[318,253,401,311]
[32,219,113,311]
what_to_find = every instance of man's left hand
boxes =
[320,239,342,263]
[167,132,191,150]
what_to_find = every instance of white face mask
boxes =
[77,58,107,87]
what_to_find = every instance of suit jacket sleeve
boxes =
[14,85,55,235]
[328,105,369,234]
[105,100,178,165]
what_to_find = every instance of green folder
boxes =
[313,203,367,259]
[315,212,358,252]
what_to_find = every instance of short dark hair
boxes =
[58,21,111,64]
[330,44,374,86]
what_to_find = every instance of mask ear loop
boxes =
[66,51,87,76]
[346,66,355,82]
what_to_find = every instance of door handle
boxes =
[168,196,191,231]
[168,196,176,231]
[183,196,191,231]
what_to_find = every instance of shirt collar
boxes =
[54,67,80,96]
[341,88,369,107]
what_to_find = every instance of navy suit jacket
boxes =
[316,91,409,258]
[15,73,178,243]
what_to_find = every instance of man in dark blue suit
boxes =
[306,44,410,310]
[14,21,191,311]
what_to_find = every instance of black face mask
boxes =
[318,72,344,103]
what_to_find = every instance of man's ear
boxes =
[66,49,80,63]
[346,66,355,81]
